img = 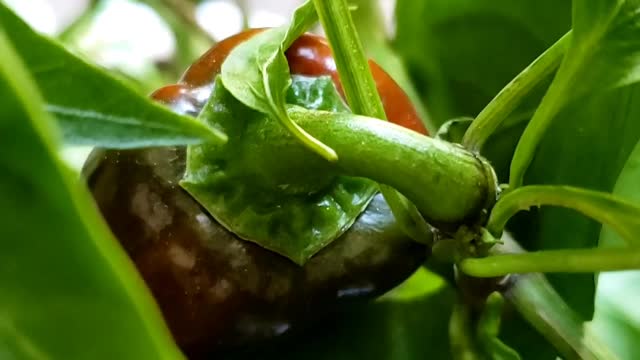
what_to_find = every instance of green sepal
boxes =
[181,75,377,265]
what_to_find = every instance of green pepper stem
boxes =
[459,248,640,277]
[470,235,614,359]
[349,0,434,132]
[273,109,493,228]
[313,0,435,242]
[462,31,571,152]
[486,185,640,245]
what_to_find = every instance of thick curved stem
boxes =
[314,0,434,243]
[249,108,495,228]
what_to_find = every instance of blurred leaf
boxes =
[570,0,640,93]
[509,85,640,318]
[592,272,640,360]
[509,0,640,187]
[592,139,640,359]
[504,273,612,359]
[599,139,640,247]
[394,0,571,126]
[0,2,225,148]
[0,27,182,359]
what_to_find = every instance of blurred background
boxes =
[4,0,399,168]
[4,1,640,358]
[4,0,332,93]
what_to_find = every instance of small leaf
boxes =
[221,1,337,161]
[435,117,473,143]
[0,27,182,359]
[489,185,640,247]
[182,76,376,264]
[0,2,225,148]
[599,139,640,248]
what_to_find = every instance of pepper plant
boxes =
[1,0,640,359]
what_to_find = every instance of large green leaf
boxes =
[570,0,640,92]
[497,0,640,320]
[510,0,640,187]
[509,85,640,318]
[0,2,225,148]
[394,0,571,126]
[0,27,182,359]
[592,139,640,359]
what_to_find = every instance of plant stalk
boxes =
[486,185,640,245]
[470,235,614,359]
[462,31,571,152]
[252,108,494,228]
[313,0,435,242]
[460,248,640,277]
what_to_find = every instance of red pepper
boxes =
[152,29,428,135]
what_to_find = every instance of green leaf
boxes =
[0,2,225,148]
[592,139,640,359]
[508,84,640,318]
[182,76,376,265]
[0,27,182,359]
[489,185,640,246]
[510,0,640,187]
[220,1,337,161]
[593,271,640,360]
[571,0,640,92]
[599,139,640,248]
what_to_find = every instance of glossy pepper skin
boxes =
[152,28,428,135]
[86,30,428,357]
